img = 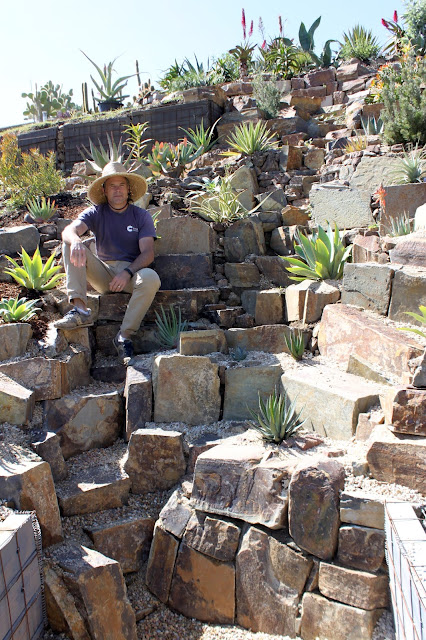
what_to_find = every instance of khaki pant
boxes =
[63,241,161,335]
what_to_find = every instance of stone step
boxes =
[318,304,425,385]
[154,254,215,289]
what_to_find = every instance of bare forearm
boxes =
[128,247,155,273]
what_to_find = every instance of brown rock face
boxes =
[366,424,426,493]
[288,458,345,560]
[337,525,385,572]
[158,488,193,538]
[236,526,303,636]
[224,217,266,262]
[168,543,235,624]
[123,365,152,440]
[319,562,389,610]
[340,491,385,530]
[44,562,90,639]
[179,329,227,356]
[0,357,62,400]
[0,459,62,547]
[225,324,293,353]
[154,217,216,255]
[0,371,35,425]
[124,428,186,493]
[0,323,32,360]
[48,543,137,640]
[183,513,241,562]
[192,443,296,529]
[380,387,426,436]
[301,592,383,640]
[56,466,131,516]
[285,279,340,323]
[222,363,282,420]
[224,262,261,288]
[85,517,155,573]
[146,523,180,603]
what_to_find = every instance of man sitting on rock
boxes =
[54,161,161,363]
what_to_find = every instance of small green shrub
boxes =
[154,305,188,348]
[248,388,305,444]
[4,247,64,291]
[123,122,151,161]
[284,223,352,281]
[224,121,279,156]
[209,54,240,84]
[260,39,303,78]
[284,330,305,360]
[26,196,57,222]
[252,75,281,119]
[0,297,41,323]
[339,24,381,63]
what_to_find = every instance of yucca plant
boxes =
[180,119,218,154]
[284,223,352,282]
[26,196,57,222]
[284,330,305,360]
[4,247,64,291]
[154,304,188,348]
[0,297,41,323]
[344,135,368,153]
[389,145,426,184]
[224,121,279,156]
[339,25,381,63]
[248,388,305,444]
[398,305,426,338]
[387,212,413,237]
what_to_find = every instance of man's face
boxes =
[103,176,129,209]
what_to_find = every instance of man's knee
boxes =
[135,268,161,292]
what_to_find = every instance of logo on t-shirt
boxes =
[127,225,138,233]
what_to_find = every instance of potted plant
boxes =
[81,51,134,112]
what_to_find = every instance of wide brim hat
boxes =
[87,161,147,205]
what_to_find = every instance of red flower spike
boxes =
[261,39,266,49]
[242,8,246,40]
[382,18,389,28]
[393,10,398,22]
[249,20,253,38]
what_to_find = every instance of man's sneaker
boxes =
[53,308,93,330]
[113,335,134,364]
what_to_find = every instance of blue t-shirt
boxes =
[78,204,157,262]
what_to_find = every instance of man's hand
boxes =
[70,240,87,268]
[109,270,132,292]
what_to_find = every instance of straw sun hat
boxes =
[87,161,147,205]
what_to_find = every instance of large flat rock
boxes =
[310,185,373,229]
[0,371,34,425]
[154,217,216,255]
[341,263,395,315]
[0,357,63,401]
[0,323,32,361]
[225,325,293,353]
[318,304,424,384]
[281,362,382,440]
[387,266,426,323]
[155,254,215,289]
[0,225,40,255]
[223,364,282,420]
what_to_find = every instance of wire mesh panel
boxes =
[385,502,426,640]
[17,128,57,156]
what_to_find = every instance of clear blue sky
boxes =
[2,0,405,128]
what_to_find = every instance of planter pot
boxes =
[98,100,123,113]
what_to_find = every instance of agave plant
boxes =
[399,305,426,338]
[224,121,279,156]
[145,140,202,178]
[81,51,134,103]
[154,305,188,348]
[248,388,305,444]
[284,223,352,282]
[80,133,141,177]
[180,119,218,154]
[389,145,426,184]
[387,212,413,237]
[339,25,381,63]
[26,196,57,222]
[4,247,64,291]
[284,330,305,360]
[0,297,41,323]
[360,115,384,136]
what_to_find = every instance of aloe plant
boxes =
[180,119,218,154]
[26,196,57,222]
[224,121,279,156]
[248,388,305,444]
[387,212,413,237]
[0,297,41,323]
[81,50,134,102]
[155,305,188,348]
[284,330,305,360]
[284,223,352,282]
[4,247,64,291]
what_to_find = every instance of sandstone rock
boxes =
[388,266,426,323]
[224,217,265,262]
[168,543,235,624]
[179,329,227,356]
[319,562,388,610]
[304,147,326,170]
[124,428,186,493]
[154,217,215,255]
[123,365,152,440]
[291,95,323,116]
[288,457,345,560]
[187,433,223,473]
[241,289,284,325]
[153,354,220,424]
[44,391,123,459]
[0,372,34,425]
[61,346,92,395]
[340,491,385,530]
[0,459,62,547]
[192,442,295,529]
[57,466,131,516]
[225,324,293,353]
[337,525,385,572]
[236,526,301,636]
[146,523,179,603]
[85,517,155,573]
[270,226,295,255]
[380,387,426,435]
[183,513,241,562]
[381,183,426,235]
[48,543,137,640]
[412,350,426,387]
[0,323,32,361]
[347,354,393,385]
[415,202,426,230]
[31,431,67,481]
[281,363,381,440]
[300,592,383,640]
[282,144,303,170]
[281,205,310,226]
[154,254,215,289]
[62,326,91,350]
[223,364,282,420]
[229,165,259,196]
[257,188,287,211]
[285,279,340,323]
[266,115,308,138]
[255,255,293,287]
[366,424,426,493]
[306,68,336,86]
[158,488,193,538]
[342,263,394,314]
[319,304,423,384]
[0,225,40,255]
[44,561,90,639]
[389,231,426,267]
[224,263,261,288]
[0,357,62,401]
[352,234,381,263]
[356,410,385,441]
[310,185,373,229]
